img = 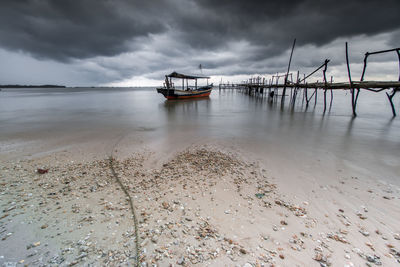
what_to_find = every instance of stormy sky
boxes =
[0,0,399,86]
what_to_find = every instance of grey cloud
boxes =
[0,0,168,61]
[0,0,399,85]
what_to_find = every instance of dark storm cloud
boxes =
[0,0,399,84]
[0,0,168,61]
[188,0,400,57]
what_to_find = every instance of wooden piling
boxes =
[323,59,329,113]
[217,41,399,117]
[346,42,357,116]
[282,39,296,104]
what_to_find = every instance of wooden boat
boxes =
[157,72,213,100]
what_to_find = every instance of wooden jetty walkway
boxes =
[219,41,400,116]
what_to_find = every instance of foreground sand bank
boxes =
[1,142,400,266]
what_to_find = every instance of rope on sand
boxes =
[108,137,140,266]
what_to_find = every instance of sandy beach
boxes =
[2,0,400,265]
[1,134,400,266]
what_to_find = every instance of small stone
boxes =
[4,206,16,212]
[162,202,169,209]
[366,255,375,262]
[141,238,149,247]
[359,230,369,237]
[255,193,265,199]
[273,225,278,231]
[394,233,400,240]
[280,220,288,225]
[314,253,323,261]
[79,246,88,254]
[239,248,247,254]
[177,256,185,265]
[37,168,48,174]
[314,246,323,253]
[27,241,40,250]
[279,254,285,259]
[41,224,48,229]
[75,252,87,260]
[339,229,348,234]
[2,262,17,267]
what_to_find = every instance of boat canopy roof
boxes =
[166,71,210,79]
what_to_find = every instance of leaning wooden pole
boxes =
[282,39,296,104]
[386,49,400,117]
[360,47,400,116]
[322,59,329,113]
[386,89,397,116]
[292,70,300,107]
[314,87,318,106]
[302,74,306,104]
[398,49,400,82]
[346,42,357,116]
[330,76,333,108]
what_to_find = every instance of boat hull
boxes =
[157,87,212,100]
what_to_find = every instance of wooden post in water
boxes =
[314,80,318,106]
[330,76,333,108]
[268,78,272,100]
[290,71,300,107]
[314,87,318,106]
[323,59,329,113]
[302,74,306,104]
[386,49,400,116]
[282,39,296,105]
[221,43,400,117]
[386,89,398,116]
[346,42,357,116]
[398,49,400,81]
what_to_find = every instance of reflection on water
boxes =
[0,87,399,179]
[162,97,211,115]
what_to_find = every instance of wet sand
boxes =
[1,135,400,266]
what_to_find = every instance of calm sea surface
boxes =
[0,87,399,181]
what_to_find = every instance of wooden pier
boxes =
[219,41,400,116]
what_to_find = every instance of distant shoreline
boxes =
[0,85,156,89]
[0,84,66,88]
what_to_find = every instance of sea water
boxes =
[0,87,399,182]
